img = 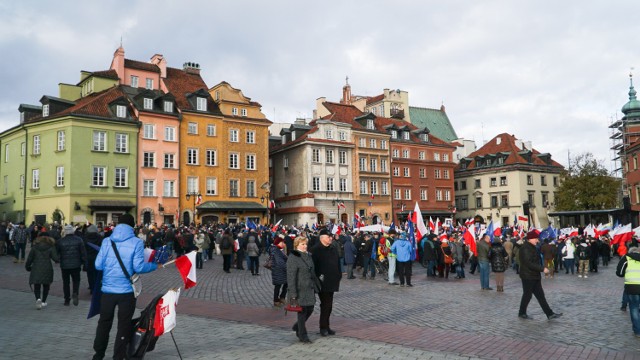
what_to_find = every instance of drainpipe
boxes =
[23,126,28,222]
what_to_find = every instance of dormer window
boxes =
[485,159,491,166]
[164,101,173,113]
[281,135,286,144]
[403,131,410,140]
[420,133,428,142]
[143,98,153,110]
[325,130,333,140]
[497,157,504,165]
[391,130,398,139]
[291,132,296,141]
[196,97,207,111]
[116,105,126,118]
[42,104,49,117]
[367,119,375,130]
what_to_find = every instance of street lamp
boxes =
[448,203,456,224]
[185,191,201,225]
[397,201,406,222]
[331,198,343,223]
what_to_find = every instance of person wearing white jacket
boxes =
[562,239,576,275]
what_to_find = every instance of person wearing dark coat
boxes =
[270,238,288,306]
[57,225,87,306]
[489,239,508,292]
[310,228,342,336]
[343,234,357,279]
[518,231,562,320]
[288,237,321,343]
[421,234,437,277]
[25,233,59,309]
[84,225,103,294]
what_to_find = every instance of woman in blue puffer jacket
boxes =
[391,233,414,287]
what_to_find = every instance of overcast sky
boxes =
[1,1,638,170]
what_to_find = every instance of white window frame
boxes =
[419,151,425,160]
[359,138,366,147]
[381,159,388,173]
[339,151,347,165]
[187,148,199,165]
[32,169,39,189]
[143,179,156,197]
[421,189,427,200]
[164,153,175,169]
[370,158,377,172]
[394,188,401,200]
[57,131,65,151]
[246,154,256,170]
[360,180,368,194]
[312,177,321,191]
[206,177,217,195]
[143,124,155,139]
[116,105,126,118]
[404,167,410,177]
[187,176,199,193]
[436,189,443,201]
[130,75,138,87]
[146,78,154,90]
[326,177,334,191]
[33,135,40,155]
[207,124,216,137]
[164,126,176,141]
[402,150,409,158]
[164,180,176,197]
[340,178,347,192]
[143,152,155,167]
[143,98,153,110]
[404,189,411,200]
[188,122,198,135]
[339,131,347,141]
[403,131,410,140]
[380,140,387,149]
[164,101,173,113]
[232,107,238,116]
[92,166,106,187]
[246,130,255,144]
[56,166,64,187]
[241,108,247,117]
[93,131,106,151]
[369,139,376,148]
[370,181,378,195]
[325,130,333,139]
[393,167,399,177]
[359,158,367,172]
[114,167,127,188]
[196,97,207,111]
[246,180,256,197]
[42,104,49,117]
[326,150,334,164]
[434,153,441,161]
[381,181,389,195]
[229,152,239,169]
[230,129,239,142]
[206,149,217,166]
[367,119,375,130]
[392,149,399,158]
[312,149,320,163]
[229,179,239,197]
[115,133,128,153]
[435,169,441,179]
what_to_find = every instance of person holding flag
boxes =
[92,213,162,360]
[391,232,413,287]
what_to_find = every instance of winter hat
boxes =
[118,213,136,228]
[86,224,98,234]
[318,228,331,236]
[525,230,539,240]
[63,224,75,236]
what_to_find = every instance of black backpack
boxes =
[128,293,164,359]
[221,236,231,250]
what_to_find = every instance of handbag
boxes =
[111,241,142,298]
[284,297,302,314]
[263,253,274,270]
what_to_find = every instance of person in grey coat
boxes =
[288,236,321,343]
[247,236,261,275]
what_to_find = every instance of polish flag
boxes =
[144,248,156,263]
[175,252,197,289]
[428,217,435,233]
[463,223,477,256]
[612,223,633,256]
[583,224,596,238]
[269,200,276,209]
[517,215,528,222]
[492,221,502,237]
[338,201,346,209]
[332,223,342,235]
[412,202,429,240]
[195,194,203,206]
[154,288,181,336]
[271,219,282,232]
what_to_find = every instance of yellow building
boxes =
[204,82,272,225]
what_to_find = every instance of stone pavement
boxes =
[1,251,639,359]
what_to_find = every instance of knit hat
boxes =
[118,213,136,228]
[86,224,99,234]
[525,230,539,240]
[63,224,75,236]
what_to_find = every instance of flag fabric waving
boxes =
[463,223,477,256]
[413,202,429,240]
[154,288,181,336]
[269,200,276,209]
[271,219,282,232]
[195,194,203,206]
[175,252,197,289]
[246,219,257,230]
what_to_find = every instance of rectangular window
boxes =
[461,181,467,190]
[207,124,216,137]
[116,105,126,118]
[381,181,388,195]
[541,175,547,186]
[246,154,256,170]
[230,129,239,142]
[391,130,397,139]
[241,108,247,117]
[146,78,153,90]
[187,176,199,193]
[143,124,155,139]
[229,153,239,169]
[420,133,428,142]
[196,97,207,111]
[33,135,40,155]
[246,131,255,144]
[284,183,289,195]
[164,180,175,197]
[359,158,367,172]
[312,149,320,163]
[164,126,176,141]
[360,180,367,194]
[42,104,49,117]
[143,180,155,196]
[420,168,426,178]
[246,180,256,197]
[434,169,441,179]
[491,196,498,207]
[326,177,334,191]
[57,131,65,151]
[114,168,127,188]
[475,179,481,188]
[443,153,449,162]
[20,174,24,188]
[553,176,558,186]
[313,177,321,191]
[370,181,378,195]
[283,156,289,169]
[443,169,450,179]
[392,149,399,158]
[339,131,347,141]
[143,98,153,110]
[206,178,217,195]
[206,150,216,166]
[394,188,401,200]
[542,192,549,206]
[326,150,334,164]
[130,75,138,88]
[188,122,197,135]
[93,131,106,151]
[369,139,376,148]
[340,178,347,192]
[445,190,451,201]
[402,150,409,158]
[32,169,39,189]
[164,153,175,169]
[436,190,443,201]
[419,151,425,160]
[528,192,535,206]
[367,119,375,129]
[115,133,128,153]
[359,138,366,147]
[143,152,155,167]
[339,151,347,165]
[187,148,198,165]
[490,177,497,187]
[500,176,507,186]
[325,130,333,139]
[21,143,25,156]
[92,166,106,187]
[380,140,387,149]
[393,167,399,177]
[404,189,411,200]
[381,159,388,172]
[476,197,482,208]
[164,101,173,113]
[232,107,238,115]
[434,153,440,161]
[527,175,534,185]
[56,166,64,187]
[229,180,239,197]
[404,167,410,177]
[501,194,509,207]
[420,189,427,200]
[370,158,377,172]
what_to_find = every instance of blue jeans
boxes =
[339,257,344,273]
[14,242,26,260]
[479,261,490,289]
[564,258,575,274]
[362,256,375,278]
[455,262,465,278]
[622,289,630,307]
[427,260,436,276]
[628,294,640,335]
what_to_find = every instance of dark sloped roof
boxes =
[366,94,384,105]
[163,67,222,115]
[90,69,120,80]
[124,59,160,73]
[409,106,458,142]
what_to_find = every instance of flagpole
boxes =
[162,251,196,268]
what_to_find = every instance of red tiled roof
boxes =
[90,69,119,80]
[163,67,210,111]
[366,94,384,105]
[459,133,563,170]
[124,59,160,73]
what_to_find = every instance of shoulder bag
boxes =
[111,241,142,298]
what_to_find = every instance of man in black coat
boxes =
[310,228,342,336]
[518,230,562,320]
[57,224,87,306]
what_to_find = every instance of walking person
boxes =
[288,236,321,343]
[343,233,357,279]
[92,214,161,360]
[12,222,30,263]
[220,229,234,273]
[615,246,640,337]
[310,228,342,336]
[194,232,205,269]
[453,236,466,279]
[84,224,103,295]
[391,233,413,287]
[576,239,591,278]
[477,234,492,290]
[25,231,59,309]
[518,231,563,320]
[271,238,288,306]
[57,224,87,306]
[247,235,261,275]
[540,239,557,279]
[489,237,508,292]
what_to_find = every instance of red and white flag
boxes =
[271,219,282,232]
[463,223,477,256]
[612,223,633,256]
[154,288,181,336]
[144,248,156,263]
[428,217,435,233]
[269,200,276,209]
[175,252,197,289]
[412,202,429,240]
[331,223,342,235]
[195,194,203,205]
[338,201,346,209]
[517,215,528,222]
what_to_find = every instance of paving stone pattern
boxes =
[1,251,639,359]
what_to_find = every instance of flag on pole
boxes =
[331,223,342,235]
[269,200,276,209]
[154,288,181,336]
[412,202,429,240]
[517,215,528,222]
[428,217,435,233]
[271,219,282,232]
[246,219,257,230]
[388,221,396,234]
[175,252,197,289]
[463,223,477,256]
[338,201,346,209]
[195,194,203,206]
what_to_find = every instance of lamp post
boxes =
[260,193,271,225]
[331,198,342,224]
[448,203,456,225]
[185,191,201,226]
[397,201,406,222]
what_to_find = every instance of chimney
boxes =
[150,54,167,78]
[294,118,306,125]
[110,46,125,82]
[183,62,201,75]
[515,139,523,150]
[341,81,351,105]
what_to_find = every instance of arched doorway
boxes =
[143,211,151,225]
[183,211,191,226]
[317,213,324,225]
[341,213,348,224]
[372,215,380,224]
